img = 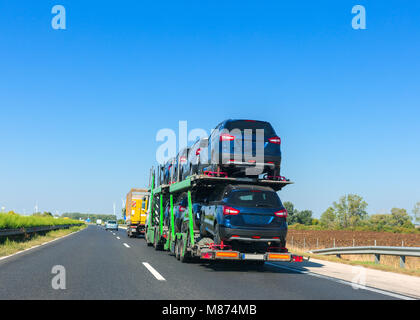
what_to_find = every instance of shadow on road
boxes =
[197,259,324,273]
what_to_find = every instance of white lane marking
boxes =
[266,262,415,300]
[123,243,130,248]
[142,262,166,281]
[116,237,120,240]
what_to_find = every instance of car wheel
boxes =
[154,227,162,250]
[179,238,189,263]
[199,215,207,237]
[269,163,280,177]
[214,224,222,245]
[145,228,153,246]
[175,239,180,260]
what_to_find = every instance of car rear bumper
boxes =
[219,225,287,242]
[217,153,281,165]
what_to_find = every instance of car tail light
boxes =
[252,236,261,239]
[274,209,288,217]
[201,252,213,259]
[223,206,240,215]
[231,235,240,238]
[268,136,281,144]
[292,255,303,262]
[220,133,235,141]
[196,148,201,156]
[179,206,186,212]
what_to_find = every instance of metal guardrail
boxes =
[309,246,420,268]
[0,224,84,237]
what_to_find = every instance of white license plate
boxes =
[242,254,264,260]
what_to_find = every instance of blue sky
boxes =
[0,1,419,218]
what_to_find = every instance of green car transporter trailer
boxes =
[144,170,303,264]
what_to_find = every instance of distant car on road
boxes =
[105,220,118,231]
[96,219,102,225]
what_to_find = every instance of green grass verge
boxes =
[0,213,81,229]
[0,225,86,258]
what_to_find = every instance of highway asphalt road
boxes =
[0,225,404,300]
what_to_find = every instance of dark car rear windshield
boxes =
[108,221,116,224]
[224,120,276,137]
[227,190,282,208]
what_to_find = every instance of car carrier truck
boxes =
[144,169,303,264]
[126,188,150,237]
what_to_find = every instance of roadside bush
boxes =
[0,213,81,230]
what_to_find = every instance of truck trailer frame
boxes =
[144,171,303,264]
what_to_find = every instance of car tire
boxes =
[214,224,222,245]
[199,214,207,237]
[154,227,162,251]
[179,238,189,263]
[145,228,153,246]
[269,163,281,177]
[175,239,180,260]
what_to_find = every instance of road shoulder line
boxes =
[0,226,86,263]
[266,262,416,300]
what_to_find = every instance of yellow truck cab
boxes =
[126,188,149,237]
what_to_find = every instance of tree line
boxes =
[61,212,117,221]
[284,195,420,233]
